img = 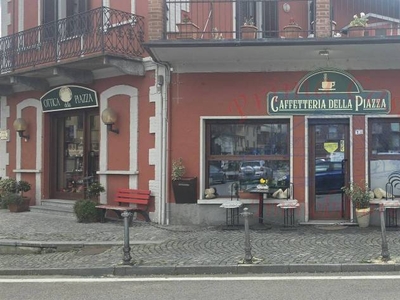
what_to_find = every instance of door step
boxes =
[29,199,77,216]
[299,220,357,226]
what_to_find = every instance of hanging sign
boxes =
[40,85,98,112]
[267,68,390,115]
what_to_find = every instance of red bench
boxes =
[95,188,151,223]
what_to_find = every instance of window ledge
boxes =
[198,198,298,205]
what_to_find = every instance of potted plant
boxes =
[283,18,302,39]
[171,158,197,204]
[347,12,368,37]
[86,181,105,201]
[176,14,199,39]
[0,178,31,212]
[241,16,258,39]
[342,181,372,227]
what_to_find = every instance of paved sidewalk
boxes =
[1,210,400,276]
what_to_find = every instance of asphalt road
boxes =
[2,273,400,300]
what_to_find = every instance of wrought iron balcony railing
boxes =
[0,7,145,74]
[165,0,400,41]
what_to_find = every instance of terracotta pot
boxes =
[241,25,257,39]
[355,207,370,227]
[347,26,365,37]
[283,24,302,38]
[176,23,199,39]
[8,197,30,213]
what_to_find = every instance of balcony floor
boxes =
[145,37,400,73]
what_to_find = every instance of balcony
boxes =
[146,0,400,72]
[0,7,145,95]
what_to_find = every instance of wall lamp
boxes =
[13,118,30,141]
[101,108,119,134]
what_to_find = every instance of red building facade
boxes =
[1,0,400,226]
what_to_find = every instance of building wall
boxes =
[167,69,400,225]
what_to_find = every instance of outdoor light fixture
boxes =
[13,118,29,141]
[319,50,329,56]
[101,108,119,134]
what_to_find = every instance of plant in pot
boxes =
[241,16,258,40]
[0,178,31,212]
[171,158,197,204]
[86,181,105,202]
[342,181,372,228]
[74,182,105,223]
[283,18,302,38]
[347,12,368,37]
[176,14,199,39]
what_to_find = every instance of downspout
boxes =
[155,62,171,225]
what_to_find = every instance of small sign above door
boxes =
[40,85,98,112]
[267,68,390,115]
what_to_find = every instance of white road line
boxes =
[2,275,400,283]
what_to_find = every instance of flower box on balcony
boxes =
[241,25,258,39]
[347,25,365,37]
[283,24,302,38]
[176,22,200,39]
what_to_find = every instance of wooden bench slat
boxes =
[117,198,149,205]
[96,188,151,223]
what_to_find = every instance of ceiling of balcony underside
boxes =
[145,38,400,73]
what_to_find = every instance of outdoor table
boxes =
[220,200,243,226]
[249,188,280,224]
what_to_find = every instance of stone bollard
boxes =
[379,203,390,261]
[121,210,132,265]
[240,207,253,264]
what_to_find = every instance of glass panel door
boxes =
[52,110,99,199]
[309,122,350,220]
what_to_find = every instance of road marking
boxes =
[2,275,400,283]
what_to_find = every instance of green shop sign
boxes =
[267,69,390,115]
[40,85,98,112]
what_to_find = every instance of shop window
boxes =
[369,118,400,196]
[370,119,400,156]
[206,119,290,197]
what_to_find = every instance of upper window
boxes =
[206,119,290,197]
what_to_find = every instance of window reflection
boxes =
[207,120,290,197]
[210,123,288,155]
[371,120,400,155]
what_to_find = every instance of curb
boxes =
[0,240,163,254]
[1,263,400,277]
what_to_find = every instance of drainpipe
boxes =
[156,62,171,225]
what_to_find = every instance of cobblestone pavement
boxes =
[1,210,400,270]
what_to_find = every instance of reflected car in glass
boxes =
[209,165,226,184]
[239,160,273,181]
[278,160,344,193]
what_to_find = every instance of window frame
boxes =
[204,118,291,197]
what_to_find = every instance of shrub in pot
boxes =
[74,199,102,223]
[86,181,105,201]
[2,192,30,212]
[342,181,372,227]
[0,178,31,212]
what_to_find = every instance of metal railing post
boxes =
[240,207,253,264]
[121,210,132,265]
[379,203,390,261]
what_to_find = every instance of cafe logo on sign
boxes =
[40,85,98,112]
[267,68,390,115]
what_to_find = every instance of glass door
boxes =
[52,110,99,199]
[309,121,350,220]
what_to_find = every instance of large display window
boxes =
[205,119,290,197]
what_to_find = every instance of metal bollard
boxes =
[240,207,253,264]
[121,210,132,265]
[379,203,390,261]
